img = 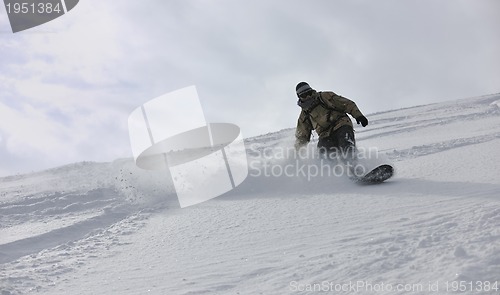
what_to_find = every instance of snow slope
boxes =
[1,94,500,295]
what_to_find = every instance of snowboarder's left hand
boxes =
[356,116,368,127]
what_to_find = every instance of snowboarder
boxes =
[294,81,368,163]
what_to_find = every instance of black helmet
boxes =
[296,82,313,98]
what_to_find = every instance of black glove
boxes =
[356,115,368,127]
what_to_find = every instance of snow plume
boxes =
[237,135,390,197]
[107,159,177,209]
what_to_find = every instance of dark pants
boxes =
[318,125,356,163]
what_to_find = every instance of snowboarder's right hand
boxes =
[356,116,368,127]
[294,139,308,151]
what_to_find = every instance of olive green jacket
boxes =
[295,91,364,146]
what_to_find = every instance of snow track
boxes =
[1,94,500,294]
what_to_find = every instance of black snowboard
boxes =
[353,164,394,184]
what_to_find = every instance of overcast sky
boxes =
[0,0,499,176]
